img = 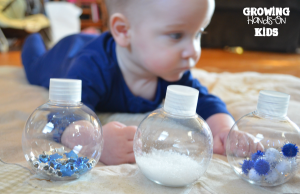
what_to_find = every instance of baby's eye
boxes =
[169,33,183,40]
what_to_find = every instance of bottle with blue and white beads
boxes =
[226,90,300,186]
[22,79,103,180]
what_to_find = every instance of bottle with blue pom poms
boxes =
[22,79,103,180]
[226,90,300,186]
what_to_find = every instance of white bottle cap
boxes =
[164,85,199,116]
[49,79,82,102]
[257,90,290,117]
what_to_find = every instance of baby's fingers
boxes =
[125,141,134,153]
[126,152,136,164]
[123,126,137,140]
[228,130,264,158]
[213,136,225,155]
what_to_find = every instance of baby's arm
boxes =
[61,120,137,165]
[206,113,264,156]
[206,113,235,155]
[100,121,137,165]
[173,71,235,155]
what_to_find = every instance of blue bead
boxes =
[67,163,76,171]
[49,160,61,169]
[64,150,78,160]
[60,163,76,177]
[254,159,270,175]
[68,159,77,164]
[251,150,264,161]
[60,166,73,177]
[77,163,89,175]
[76,157,89,166]
[282,143,299,157]
[241,160,254,174]
[49,153,63,161]
[39,154,49,163]
[83,157,89,163]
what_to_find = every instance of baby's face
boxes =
[129,0,214,81]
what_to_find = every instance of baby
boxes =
[22,0,235,165]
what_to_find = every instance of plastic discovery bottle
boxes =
[226,90,300,186]
[22,79,103,180]
[133,85,213,187]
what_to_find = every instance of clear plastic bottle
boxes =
[226,90,300,186]
[133,85,213,187]
[22,79,103,180]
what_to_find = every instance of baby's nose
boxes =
[182,40,201,60]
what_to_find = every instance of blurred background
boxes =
[0,0,299,77]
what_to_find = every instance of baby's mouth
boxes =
[175,67,190,73]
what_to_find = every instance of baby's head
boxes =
[105,0,215,81]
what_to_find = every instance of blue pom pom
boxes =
[251,150,264,161]
[282,143,299,157]
[241,160,254,174]
[254,159,270,175]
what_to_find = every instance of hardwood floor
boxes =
[1,49,300,77]
[197,49,300,77]
[0,51,22,67]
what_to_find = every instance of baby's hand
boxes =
[206,113,234,155]
[213,128,230,155]
[213,128,264,157]
[227,129,264,158]
[100,121,137,165]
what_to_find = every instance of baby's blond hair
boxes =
[105,0,134,17]
[105,0,152,29]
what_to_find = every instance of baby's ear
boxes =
[110,13,131,47]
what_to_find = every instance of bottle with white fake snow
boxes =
[133,85,213,187]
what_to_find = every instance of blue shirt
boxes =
[22,32,230,120]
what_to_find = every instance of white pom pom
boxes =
[265,148,280,164]
[291,160,298,171]
[276,160,291,175]
[265,170,279,183]
[249,169,261,182]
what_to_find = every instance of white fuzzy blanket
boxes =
[0,66,299,194]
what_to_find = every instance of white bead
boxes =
[32,161,40,169]
[55,147,65,155]
[265,170,279,183]
[276,160,291,175]
[43,150,54,155]
[265,148,280,164]
[291,159,298,171]
[249,169,261,182]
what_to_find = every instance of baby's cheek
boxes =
[61,120,100,154]
[148,53,175,71]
